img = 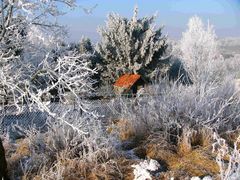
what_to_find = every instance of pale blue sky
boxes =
[59,0,240,42]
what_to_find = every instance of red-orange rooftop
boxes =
[114,74,141,88]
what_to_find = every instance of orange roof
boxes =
[114,74,141,88]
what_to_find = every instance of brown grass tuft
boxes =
[108,119,135,141]
[115,158,139,180]
[178,127,192,156]
[29,155,137,180]
[6,138,31,179]
[191,128,213,148]
[170,147,219,177]
[144,132,219,178]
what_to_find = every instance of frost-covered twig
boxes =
[212,133,240,180]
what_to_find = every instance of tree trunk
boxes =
[0,138,8,180]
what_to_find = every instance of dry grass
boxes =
[3,118,116,180]
[171,147,219,177]
[178,127,214,156]
[145,141,178,165]
[114,158,138,180]
[24,153,138,180]
[5,126,236,179]
[130,129,219,178]
[190,128,213,148]
[4,138,31,179]
[31,157,120,180]
[5,142,121,180]
[178,127,192,156]
[107,119,136,141]
[146,143,219,177]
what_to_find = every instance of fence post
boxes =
[0,138,9,180]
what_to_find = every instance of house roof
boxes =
[114,74,141,88]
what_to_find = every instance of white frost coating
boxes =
[213,133,240,180]
[131,159,160,180]
[27,25,55,48]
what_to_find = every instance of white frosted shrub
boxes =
[180,16,224,83]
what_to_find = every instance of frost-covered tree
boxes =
[0,0,96,131]
[97,6,168,84]
[180,16,223,82]
[0,0,77,61]
[0,1,98,177]
[78,37,102,88]
[0,2,102,178]
[79,37,94,54]
[0,0,78,103]
[0,0,76,41]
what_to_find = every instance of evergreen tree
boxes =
[79,37,102,87]
[79,37,94,54]
[97,7,168,84]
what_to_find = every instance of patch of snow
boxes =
[191,176,212,180]
[131,159,160,180]
[202,176,213,180]
[191,177,201,180]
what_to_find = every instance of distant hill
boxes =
[218,37,240,58]
[166,37,240,59]
[218,37,240,46]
